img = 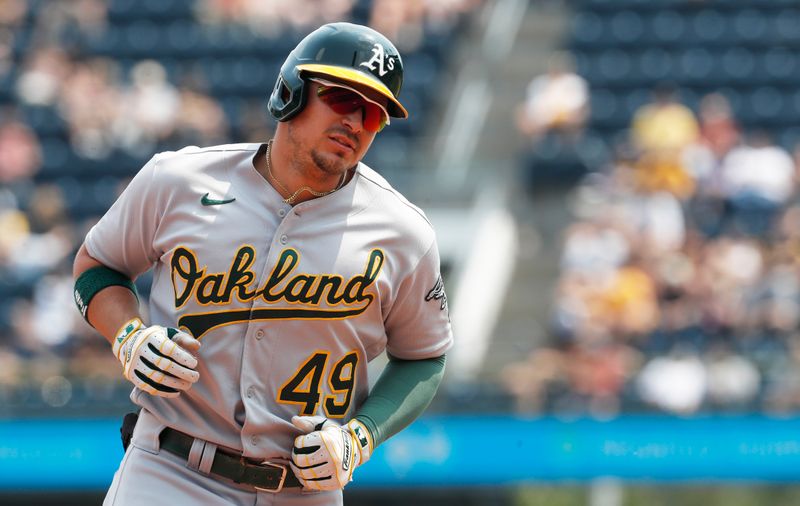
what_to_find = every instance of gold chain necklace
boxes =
[265,140,346,205]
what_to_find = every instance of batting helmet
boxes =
[268,22,408,123]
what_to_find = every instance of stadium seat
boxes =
[570,12,605,48]
[163,21,204,59]
[678,48,716,85]
[608,10,645,45]
[596,49,633,86]
[22,106,67,137]
[720,47,757,85]
[121,22,161,58]
[649,9,687,46]
[773,9,800,43]
[749,86,785,124]
[39,138,71,178]
[760,47,798,85]
[732,9,769,44]
[689,9,729,46]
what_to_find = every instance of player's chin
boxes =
[312,149,356,175]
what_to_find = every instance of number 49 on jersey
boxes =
[277,351,358,418]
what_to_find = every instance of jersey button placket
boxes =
[255,329,264,340]
[246,386,255,398]
[279,234,288,245]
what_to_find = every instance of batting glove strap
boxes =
[346,419,373,466]
[112,318,144,361]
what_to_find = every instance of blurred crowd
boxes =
[0,0,480,413]
[505,72,800,417]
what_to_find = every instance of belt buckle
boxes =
[253,461,287,493]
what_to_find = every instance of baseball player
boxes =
[72,22,453,505]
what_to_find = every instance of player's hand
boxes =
[290,415,373,491]
[112,318,201,398]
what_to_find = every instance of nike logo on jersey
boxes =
[171,246,384,338]
[201,193,236,206]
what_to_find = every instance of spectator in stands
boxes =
[501,338,641,416]
[0,0,27,28]
[636,344,706,415]
[0,0,25,80]
[0,119,42,266]
[196,0,356,36]
[31,0,107,43]
[631,83,699,155]
[683,93,741,238]
[0,29,15,79]
[717,131,796,236]
[0,118,42,187]
[515,52,589,145]
[515,52,591,188]
[170,86,230,147]
[369,0,481,52]
[115,61,180,155]
[698,93,740,162]
[628,85,700,201]
[59,58,122,159]
[704,342,761,409]
[15,46,73,107]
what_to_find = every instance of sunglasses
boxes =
[314,81,389,133]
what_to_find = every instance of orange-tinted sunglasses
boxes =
[315,82,389,133]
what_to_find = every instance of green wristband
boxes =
[74,265,139,322]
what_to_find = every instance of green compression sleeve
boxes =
[354,354,446,449]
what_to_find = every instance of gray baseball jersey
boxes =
[85,142,453,461]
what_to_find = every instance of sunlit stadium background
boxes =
[2,0,800,504]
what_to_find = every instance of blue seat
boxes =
[107,0,139,22]
[109,0,192,22]
[164,21,204,58]
[739,88,785,126]
[608,10,645,46]
[649,9,687,46]
[589,88,622,128]
[403,53,437,90]
[623,87,652,120]
[760,47,797,85]
[596,49,633,86]
[22,105,67,137]
[778,127,800,152]
[732,9,769,44]
[720,47,757,85]
[773,9,800,44]
[677,48,716,85]
[688,9,729,46]
[570,12,606,48]
[39,138,71,178]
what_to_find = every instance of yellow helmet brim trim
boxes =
[297,63,408,119]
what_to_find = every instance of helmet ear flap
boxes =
[268,72,308,122]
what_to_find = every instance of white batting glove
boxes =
[290,415,373,491]
[112,318,201,398]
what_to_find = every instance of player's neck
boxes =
[262,139,347,205]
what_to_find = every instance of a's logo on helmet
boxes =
[359,43,395,77]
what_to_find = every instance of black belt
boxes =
[159,427,302,492]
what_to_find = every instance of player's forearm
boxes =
[83,287,142,343]
[73,244,142,342]
[354,354,446,448]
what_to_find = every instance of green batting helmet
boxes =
[268,22,407,122]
